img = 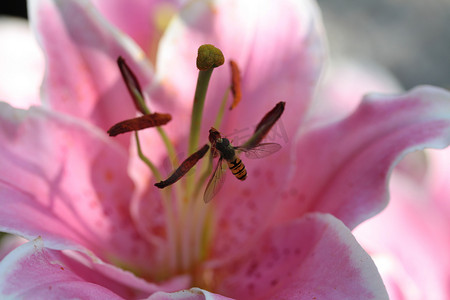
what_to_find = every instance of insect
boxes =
[204,127,281,203]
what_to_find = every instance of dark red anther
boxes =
[155,144,210,189]
[117,56,147,114]
[107,113,172,137]
[243,101,286,148]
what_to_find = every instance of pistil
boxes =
[187,44,225,156]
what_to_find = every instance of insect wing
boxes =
[238,143,281,159]
[204,157,227,203]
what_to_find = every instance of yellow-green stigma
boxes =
[196,44,225,71]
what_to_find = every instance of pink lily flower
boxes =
[1,0,450,299]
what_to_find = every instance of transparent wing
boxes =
[237,143,281,159]
[203,157,227,203]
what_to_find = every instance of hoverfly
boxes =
[204,127,281,203]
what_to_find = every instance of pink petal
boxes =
[0,103,190,294]
[213,213,387,299]
[355,174,450,299]
[0,17,44,108]
[91,0,183,59]
[427,148,450,213]
[311,58,402,124]
[271,86,450,229]
[147,288,234,300]
[156,0,326,139]
[29,0,153,138]
[206,148,291,264]
[0,103,148,274]
[86,252,190,294]
[355,152,450,300]
[0,238,124,299]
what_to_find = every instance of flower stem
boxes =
[135,131,162,181]
[156,126,179,167]
[133,81,178,168]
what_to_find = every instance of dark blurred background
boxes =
[1,0,449,89]
[317,0,450,89]
[0,1,27,19]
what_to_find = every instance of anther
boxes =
[242,101,286,148]
[117,56,147,114]
[229,60,242,110]
[107,113,172,136]
[155,144,210,188]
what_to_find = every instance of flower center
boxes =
[108,46,284,289]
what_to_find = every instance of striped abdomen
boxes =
[227,157,247,180]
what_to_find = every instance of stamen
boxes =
[229,60,242,110]
[242,101,286,148]
[117,56,147,114]
[107,113,171,136]
[155,144,210,188]
[134,132,163,181]
[254,101,286,133]
[117,56,179,168]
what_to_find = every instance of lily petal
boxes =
[0,102,151,271]
[427,148,450,213]
[0,102,190,293]
[213,213,387,299]
[273,86,450,229]
[91,0,183,60]
[0,238,124,299]
[354,170,450,300]
[311,58,402,124]
[29,0,153,137]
